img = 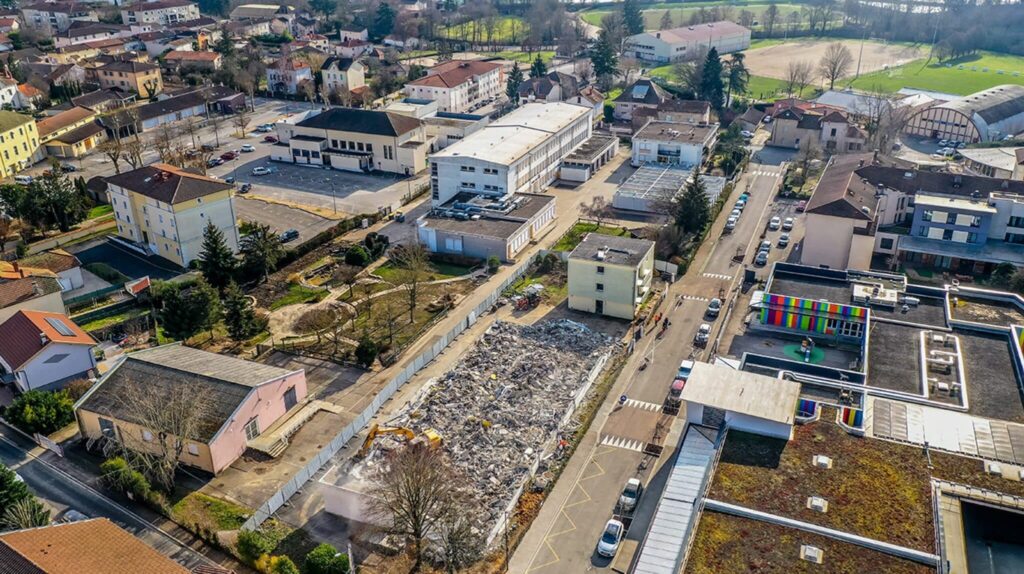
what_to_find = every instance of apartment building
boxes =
[404,59,502,113]
[20,2,98,34]
[321,56,366,96]
[0,111,42,177]
[267,57,312,95]
[105,163,239,267]
[120,0,199,26]
[568,233,655,319]
[624,21,750,63]
[631,120,718,167]
[613,78,669,121]
[95,59,163,96]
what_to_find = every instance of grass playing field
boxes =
[648,63,793,100]
[441,16,528,44]
[846,51,1024,95]
[581,2,828,31]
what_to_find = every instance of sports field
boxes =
[582,2,829,31]
[648,63,791,100]
[743,39,926,80]
[848,51,1024,95]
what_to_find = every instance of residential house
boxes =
[94,59,163,96]
[568,233,655,319]
[230,3,294,20]
[267,57,312,96]
[120,0,199,27]
[161,50,222,72]
[223,18,270,38]
[769,106,866,153]
[337,25,367,43]
[0,310,96,392]
[44,119,105,158]
[0,275,64,323]
[0,518,189,573]
[54,22,131,48]
[16,84,45,110]
[63,87,135,113]
[19,249,84,292]
[383,35,419,50]
[624,21,751,63]
[268,16,290,36]
[37,106,96,145]
[0,110,43,177]
[285,33,329,53]
[106,163,239,266]
[336,38,371,59]
[631,99,712,132]
[20,2,98,34]
[271,107,431,175]
[0,17,19,34]
[613,78,668,121]
[566,85,604,126]
[321,56,365,98]
[75,344,308,475]
[404,59,503,114]
[291,15,317,37]
[516,70,578,105]
[0,77,20,109]
[630,120,718,167]
[50,37,129,64]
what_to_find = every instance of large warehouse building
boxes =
[624,21,751,64]
[903,84,1024,143]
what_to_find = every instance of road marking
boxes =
[681,294,709,302]
[624,399,662,412]
[702,272,733,281]
[600,435,645,452]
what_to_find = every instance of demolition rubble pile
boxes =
[386,319,614,523]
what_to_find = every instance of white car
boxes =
[252,166,271,176]
[730,208,742,218]
[782,217,794,231]
[597,519,624,558]
[240,144,256,152]
[768,216,781,230]
[13,175,32,185]
[741,130,754,139]
[618,478,643,512]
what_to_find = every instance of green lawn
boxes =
[171,492,250,531]
[493,50,555,65]
[605,87,623,105]
[83,262,129,284]
[78,307,150,332]
[441,16,528,44]
[374,258,475,284]
[269,284,329,310]
[87,204,113,219]
[582,3,812,29]
[847,51,1024,95]
[553,222,632,252]
[650,63,802,101]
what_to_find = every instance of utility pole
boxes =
[855,30,866,79]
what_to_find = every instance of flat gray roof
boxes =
[569,232,653,267]
[680,362,801,425]
[634,121,717,144]
[422,193,554,240]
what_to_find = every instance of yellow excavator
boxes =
[358,423,442,457]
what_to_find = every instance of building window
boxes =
[879,238,894,249]
[1008,216,1024,228]
[921,210,933,222]
[1006,232,1024,244]
[942,229,954,241]
[244,417,260,441]
[597,265,605,274]
[596,283,604,292]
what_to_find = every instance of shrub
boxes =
[354,336,379,368]
[100,457,151,501]
[345,245,371,267]
[487,255,500,273]
[64,378,93,401]
[0,465,31,512]
[236,529,276,564]
[305,543,350,574]
[4,390,74,435]
[255,554,299,574]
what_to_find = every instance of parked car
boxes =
[596,519,624,558]
[264,135,278,143]
[201,143,216,152]
[238,183,252,194]
[220,151,238,161]
[706,298,722,318]
[61,509,88,523]
[13,175,32,185]
[280,229,299,243]
[730,208,742,218]
[938,139,949,147]
[755,250,769,266]
[734,199,746,211]
[694,322,711,347]
[796,200,807,212]
[252,166,271,176]
[724,216,737,233]
[618,478,643,512]
[60,163,77,172]
[241,144,256,152]
[760,240,772,254]
[741,130,754,139]
[768,216,781,230]
[782,217,794,231]
[224,176,235,184]
[778,233,790,247]
[678,359,694,381]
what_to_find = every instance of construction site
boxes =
[320,319,616,543]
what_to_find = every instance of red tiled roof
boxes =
[163,50,221,62]
[408,59,501,89]
[0,310,96,370]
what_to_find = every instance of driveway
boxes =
[69,239,182,280]
[233,196,336,240]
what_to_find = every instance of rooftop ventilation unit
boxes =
[800,545,824,564]
[812,455,833,469]
[806,496,829,513]
[985,461,1003,476]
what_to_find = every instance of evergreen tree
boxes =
[699,47,725,111]
[223,281,263,341]
[198,220,237,291]
[159,279,220,340]
[725,52,749,107]
[530,55,547,78]
[372,2,396,40]
[660,10,674,30]
[240,223,284,282]
[623,0,645,35]
[506,62,524,102]
[590,30,619,81]
[675,176,710,234]
[30,164,87,232]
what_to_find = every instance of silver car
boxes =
[597,519,624,558]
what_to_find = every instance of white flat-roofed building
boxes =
[429,102,593,205]
[631,120,719,167]
[404,59,502,114]
[625,21,751,64]
[960,146,1024,180]
[681,361,801,440]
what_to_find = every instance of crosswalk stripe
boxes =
[682,295,709,302]
[625,399,662,412]
[703,272,732,281]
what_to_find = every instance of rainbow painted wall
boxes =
[759,293,868,337]
[839,407,864,429]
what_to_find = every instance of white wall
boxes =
[725,412,793,440]
[800,213,855,269]
[174,197,239,266]
[18,343,95,392]
[631,138,705,167]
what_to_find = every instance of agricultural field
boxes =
[441,16,528,44]
[742,39,926,80]
[848,51,1024,95]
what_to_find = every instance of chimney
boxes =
[656,32,661,39]
[858,159,865,167]
[39,332,48,346]
[12,261,20,277]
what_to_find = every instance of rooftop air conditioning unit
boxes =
[800,545,824,564]
[812,455,833,469]
[985,461,1002,476]
[806,496,829,513]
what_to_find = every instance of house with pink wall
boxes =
[74,343,307,475]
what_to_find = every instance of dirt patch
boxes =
[744,40,926,81]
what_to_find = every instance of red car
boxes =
[796,200,807,212]
[264,135,278,143]
[220,151,238,160]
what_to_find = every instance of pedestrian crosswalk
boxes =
[681,294,709,302]
[702,272,733,281]
[601,435,646,452]
[748,169,780,177]
[624,399,662,412]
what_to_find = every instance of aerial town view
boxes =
[1,0,1024,572]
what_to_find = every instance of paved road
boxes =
[512,154,786,573]
[0,426,214,570]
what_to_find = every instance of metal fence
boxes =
[240,253,538,531]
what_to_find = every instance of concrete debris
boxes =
[375,319,614,532]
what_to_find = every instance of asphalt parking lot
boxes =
[233,196,336,241]
[216,156,418,216]
[69,239,183,280]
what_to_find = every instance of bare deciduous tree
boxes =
[581,196,614,228]
[111,378,212,490]
[862,86,913,152]
[818,42,854,90]
[785,60,816,97]
[436,499,483,573]
[233,107,251,137]
[122,137,145,169]
[97,138,124,174]
[391,243,434,321]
